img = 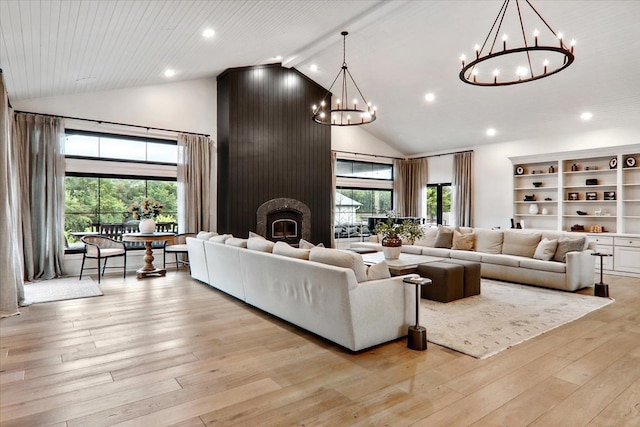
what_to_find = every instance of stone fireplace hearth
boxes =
[257,198,311,245]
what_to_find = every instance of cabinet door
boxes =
[613,246,640,274]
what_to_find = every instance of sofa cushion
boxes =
[420,247,452,258]
[197,231,218,240]
[309,247,368,283]
[542,231,589,250]
[247,236,275,252]
[553,236,586,262]
[272,241,310,260]
[367,261,391,281]
[520,258,567,273]
[401,245,424,255]
[210,234,232,243]
[225,237,248,248]
[414,227,438,247]
[501,231,542,258]
[434,225,454,248]
[450,250,483,262]
[299,239,325,249]
[452,230,475,251]
[474,229,504,254]
[249,231,265,239]
[481,253,521,267]
[533,238,558,261]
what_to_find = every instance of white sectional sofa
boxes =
[186,234,418,352]
[352,227,596,292]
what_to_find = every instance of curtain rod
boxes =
[333,149,403,160]
[13,110,210,138]
[408,149,474,160]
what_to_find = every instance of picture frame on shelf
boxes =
[586,192,597,201]
[604,191,616,200]
[568,192,579,201]
[625,156,636,168]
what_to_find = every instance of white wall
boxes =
[332,125,404,158]
[472,127,640,230]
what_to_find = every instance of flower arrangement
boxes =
[128,197,164,220]
[373,211,425,245]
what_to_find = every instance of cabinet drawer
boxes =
[614,237,640,248]
[589,235,614,246]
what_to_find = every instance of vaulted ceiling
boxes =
[1,0,639,155]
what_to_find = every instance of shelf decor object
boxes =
[311,31,376,126]
[459,0,575,86]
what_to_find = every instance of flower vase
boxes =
[139,218,156,234]
[381,236,402,260]
[529,203,539,215]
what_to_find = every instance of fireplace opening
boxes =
[257,198,311,245]
[267,210,301,244]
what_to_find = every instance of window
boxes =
[334,158,393,248]
[424,184,452,226]
[64,131,178,243]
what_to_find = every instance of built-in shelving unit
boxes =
[511,145,640,277]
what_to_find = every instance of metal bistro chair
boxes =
[80,235,127,283]
[163,233,197,271]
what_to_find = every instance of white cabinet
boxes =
[613,236,640,274]
[589,235,614,271]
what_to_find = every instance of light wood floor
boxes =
[1,270,639,426]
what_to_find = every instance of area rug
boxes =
[421,279,614,359]
[23,277,103,305]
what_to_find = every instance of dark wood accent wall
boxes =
[217,63,331,245]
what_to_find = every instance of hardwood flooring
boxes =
[1,271,639,426]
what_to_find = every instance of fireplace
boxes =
[257,198,311,245]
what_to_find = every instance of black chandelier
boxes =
[459,0,575,86]
[312,31,376,126]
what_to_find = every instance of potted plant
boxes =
[128,197,165,233]
[373,212,424,259]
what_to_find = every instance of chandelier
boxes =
[459,0,575,86]
[312,31,376,126]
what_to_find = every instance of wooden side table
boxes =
[403,276,432,351]
[123,232,175,279]
[591,252,612,297]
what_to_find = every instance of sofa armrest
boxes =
[565,249,596,291]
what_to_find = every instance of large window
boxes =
[64,131,178,243]
[424,183,452,226]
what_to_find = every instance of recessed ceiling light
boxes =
[486,128,497,136]
[425,92,435,103]
[580,112,593,121]
[310,64,318,72]
[274,55,283,61]
[164,69,176,78]
[202,28,215,38]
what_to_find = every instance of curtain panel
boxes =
[177,133,212,233]
[453,151,473,227]
[330,151,337,248]
[393,158,428,217]
[13,112,66,282]
[0,70,24,317]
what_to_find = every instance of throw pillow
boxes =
[299,239,325,249]
[367,261,391,281]
[501,231,542,258]
[197,231,218,240]
[452,230,475,251]
[309,247,368,283]
[225,237,248,248]
[474,229,504,254]
[434,225,454,249]
[209,234,232,243]
[272,241,310,260]
[247,236,275,252]
[533,238,558,261]
[249,231,265,239]
[553,236,586,262]
[414,227,438,247]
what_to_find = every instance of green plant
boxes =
[400,219,425,244]
[373,212,425,244]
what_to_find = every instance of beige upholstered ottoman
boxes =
[416,261,464,303]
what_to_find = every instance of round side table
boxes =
[403,276,432,351]
[591,252,612,297]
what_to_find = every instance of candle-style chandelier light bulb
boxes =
[459,0,575,86]
[312,31,377,126]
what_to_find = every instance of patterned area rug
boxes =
[421,279,614,359]
[23,277,103,304]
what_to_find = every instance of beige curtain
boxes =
[453,151,473,227]
[177,133,212,233]
[330,151,337,248]
[393,158,428,217]
[13,112,66,281]
[0,70,24,317]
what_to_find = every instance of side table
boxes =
[591,252,612,297]
[403,276,432,351]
